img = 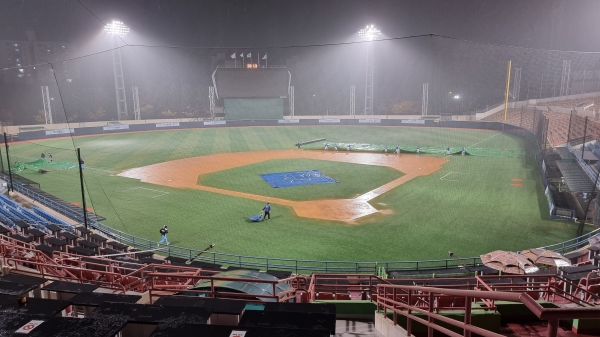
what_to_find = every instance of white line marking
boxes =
[122,187,170,198]
[469,132,502,147]
[440,172,469,182]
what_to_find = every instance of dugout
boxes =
[213,66,291,120]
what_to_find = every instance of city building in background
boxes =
[0,30,76,84]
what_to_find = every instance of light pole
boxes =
[359,25,380,115]
[453,95,460,114]
[104,20,130,120]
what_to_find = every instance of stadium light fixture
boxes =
[104,20,130,37]
[359,25,380,115]
[358,25,381,41]
[104,20,130,120]
[453,95,460,99]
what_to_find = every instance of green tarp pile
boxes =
[11,159,77,174]
[302,142,526,158]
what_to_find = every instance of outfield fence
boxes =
[2,119,597,275]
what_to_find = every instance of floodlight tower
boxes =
[359,25,380,115]
[105,20,130,120]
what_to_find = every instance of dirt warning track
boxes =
[118,150,448,222]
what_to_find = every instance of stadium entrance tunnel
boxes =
[118,149,448,222]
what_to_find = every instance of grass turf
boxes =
[198,159,404,201]
[3,126,593,262]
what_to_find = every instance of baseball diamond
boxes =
[2,125,590,262]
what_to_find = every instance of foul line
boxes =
[122,187,170,198]
[440,171,469,182]
[469,132,502,148]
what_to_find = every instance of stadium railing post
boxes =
[76,148,89,229]
[3,133,13,192]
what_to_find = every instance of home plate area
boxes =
[259,170,338,188]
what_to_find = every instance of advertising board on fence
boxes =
[318,119,340,123]
[358,119,381,123]
[45,128,74,135]
[204,121,226,126]
[542,160,547,175]
[103,125,130,131]
[278,119,300,124]
[156,122,180,128]
[545,186,555,216]
[401,119,425,124]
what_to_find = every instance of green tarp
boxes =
[11,159,77,174]
[303,142,526,158]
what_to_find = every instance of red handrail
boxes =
[377,284,600,337]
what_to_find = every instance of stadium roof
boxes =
[556,161,595,193]
[189,270,292,302]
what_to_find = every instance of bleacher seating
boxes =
[481,107,600,147]
[539,97,599,110]
[33,207,73,231]
[0,195,74,234]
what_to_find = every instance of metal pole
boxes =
[520,105,523,128]
[581,117,588,160]
[503,60,513,123]
[566,110,573,142]
[582,69,586,97]
[3,133,13,192]
[547,318,559,337]
[77,148,89,229]
[578,162,600,237]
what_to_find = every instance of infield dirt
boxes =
[119,149,448,222]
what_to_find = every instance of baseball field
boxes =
[5,125,590,262]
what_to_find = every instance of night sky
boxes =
[1,0,600,124]
[1,0,599,51]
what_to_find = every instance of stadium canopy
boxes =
[188,270,292,302]
[556,161,595,193]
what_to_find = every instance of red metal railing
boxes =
[377,284,600,337]
[576,271,600,304]
[306,273,389,302]
[303,273,600,307]
[148,271,299,303]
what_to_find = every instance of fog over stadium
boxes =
[1,0,600,125]
[2,4,600,335]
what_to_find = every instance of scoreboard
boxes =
[214,67,290,99]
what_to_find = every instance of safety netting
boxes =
[1,1,599,261]
[301,142,527,158]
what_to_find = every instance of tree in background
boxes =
[392,101,420,115]
[86,107,106,121]
[182,106,199,118]
[161,109,177,118]
[140,104,154,119]
[34,110,46,124]
[378,94,421,115]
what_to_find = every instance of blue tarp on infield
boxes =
[259,170,338,188]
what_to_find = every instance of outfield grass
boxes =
[199,159,404,201]
[4,126,593,262]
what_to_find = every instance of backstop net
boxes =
[1,2,600,262]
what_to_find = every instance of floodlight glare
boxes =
[453,95,460,99]
[104,20,130,37]
[358,24,381,41]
